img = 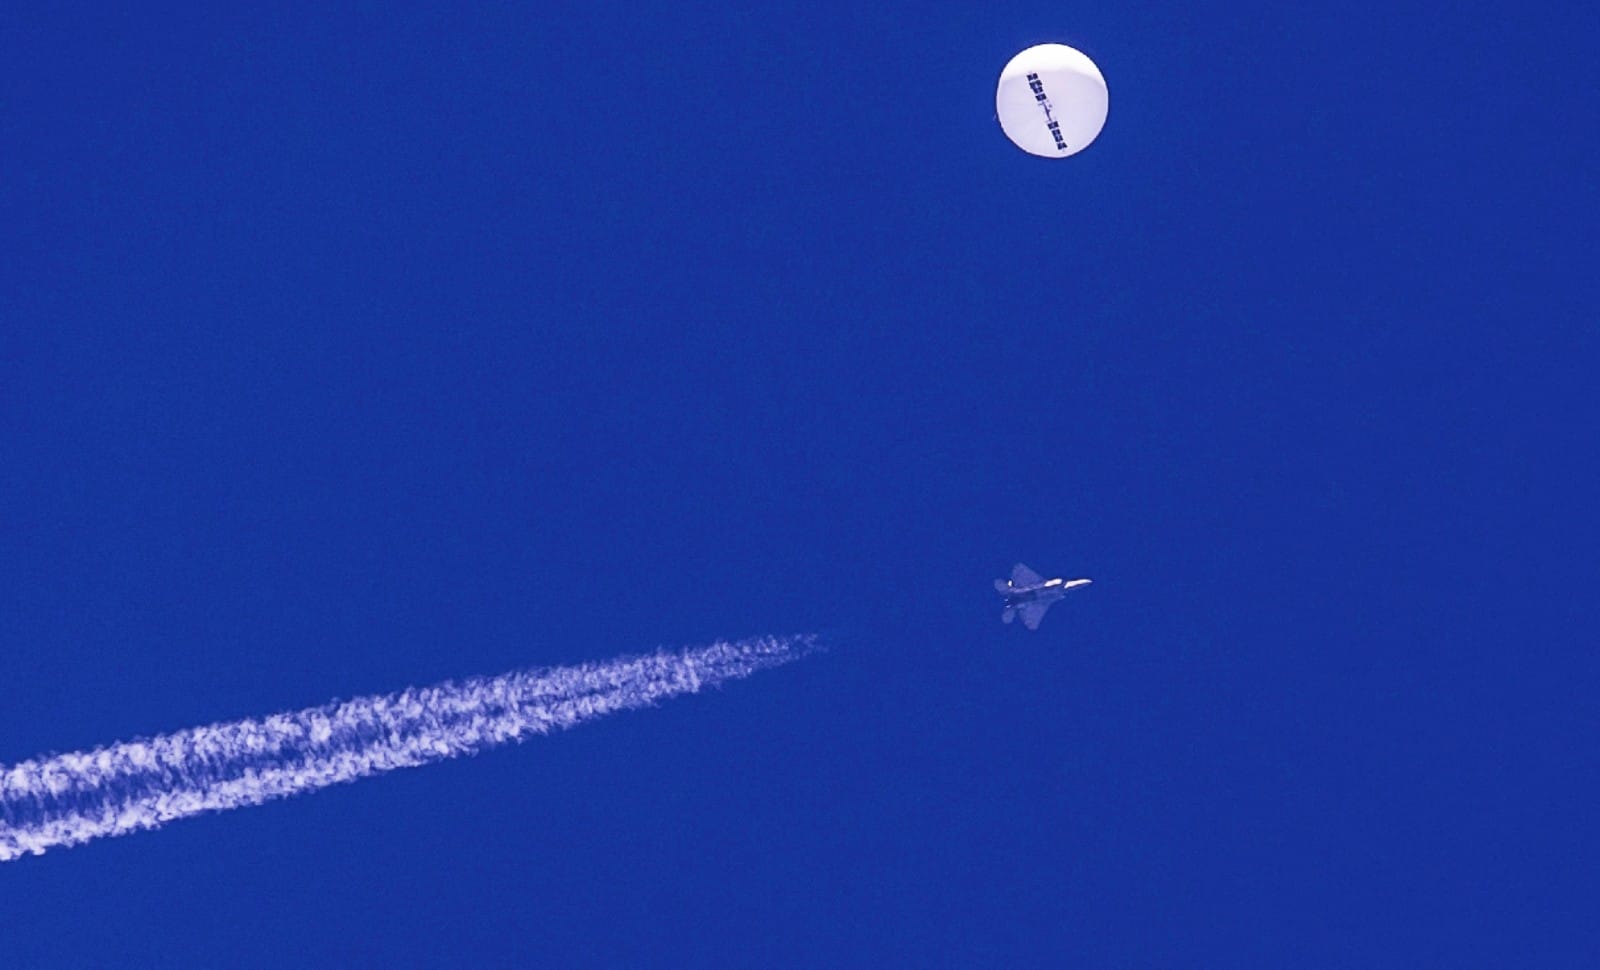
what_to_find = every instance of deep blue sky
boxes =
[3,2,1595,965]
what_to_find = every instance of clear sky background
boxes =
[3,2,1595,966]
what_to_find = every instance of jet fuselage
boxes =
[1003,577,1092,606]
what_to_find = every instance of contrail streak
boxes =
[0,635,814,862]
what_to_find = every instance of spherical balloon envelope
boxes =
[996,44,1108,158]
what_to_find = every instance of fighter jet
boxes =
[996,563,1092,629]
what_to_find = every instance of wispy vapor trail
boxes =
[0,635,814,862]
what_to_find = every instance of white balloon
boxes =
[996,44,1108,158]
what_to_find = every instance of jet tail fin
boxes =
[995,578,1014,594]
[1001,606,1016,624]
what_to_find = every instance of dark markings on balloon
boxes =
[1026,72,1070,152]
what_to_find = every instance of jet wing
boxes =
[1017,600,1051,630]
[1011,563,1044,587]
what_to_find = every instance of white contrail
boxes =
[0,635,814,863]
